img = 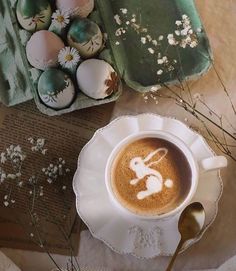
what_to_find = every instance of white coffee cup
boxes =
[105,130,227,220]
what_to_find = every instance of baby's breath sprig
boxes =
[167,14,200,48]
[0,138,71,207]
[0,137,78,270]
[0,145,25,186]
[42,158,70,184]
[28,137,48,155]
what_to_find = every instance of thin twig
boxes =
[163,84,236,141]
[212,63,236,115]
[199,51,236,115]
[28,209,63,271]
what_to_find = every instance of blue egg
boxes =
[38,68,75,109]
[67,18,103,58]
[16,0,52,32]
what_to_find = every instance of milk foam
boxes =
[129,148,174,200]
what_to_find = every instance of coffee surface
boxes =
[111,137,192,216]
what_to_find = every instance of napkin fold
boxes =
[193,255,236,271]
[0,251,21,271]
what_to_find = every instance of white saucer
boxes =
[73,114,223,259]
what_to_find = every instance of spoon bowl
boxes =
[166,202,205,271]
[179,202,205,242]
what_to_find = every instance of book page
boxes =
[0,101,114,254]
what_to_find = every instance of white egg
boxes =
[76,59,119,99]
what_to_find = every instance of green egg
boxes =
[16,0,52,32]
[38,68,76,110]
[67,18,103,58]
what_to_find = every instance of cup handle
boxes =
[200,156,228,172]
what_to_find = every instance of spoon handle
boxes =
[165,239,184,271]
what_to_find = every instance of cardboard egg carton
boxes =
[0,0,212,116]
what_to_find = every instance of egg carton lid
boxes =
[96,0,212,92]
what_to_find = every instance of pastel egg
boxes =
[76,59,119,99]
[38,68,76,109]
[16,0,52,32]
[26,30,65,70]
[67,18,103,58]
[56,0,94,18]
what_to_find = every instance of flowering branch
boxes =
[0,137,79,271]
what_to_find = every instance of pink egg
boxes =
[26,30,65,70]
[56,0,94,18]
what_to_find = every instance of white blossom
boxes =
[131,17,136,23]
[175,20,182,26]
[190,40,198,48]
[58,47,81,69]
[43,158,70,184]
[175,30,181,36]
[168,15,199,48]
[114,14,122,25]
[29,176,37,184]
[146,35,152,42]
[0,153,7,164]
[51,10,70,28]
[141,37,146,44]
[0,168,6,183]
[168,36,178,46]
[189,29,193,34]
[181,28,189,36]
[47,179,53,184]
[4,145,26,166]
[28,137,48,154]
[157,69,163,75]
[115,28,124,36]
[120,8,128,14]
[42,149,47,155]
[3,201,9,207]
[39,186,44,197]
[28,137,34,144]
[152,40,158,46]
[148,48,155,54]
[7,174,17,180]
[162,56,168,62]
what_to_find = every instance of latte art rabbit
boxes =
[129,148,174,200]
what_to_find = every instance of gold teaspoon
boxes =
[165,202,206,271]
